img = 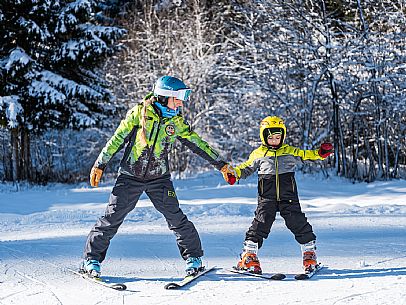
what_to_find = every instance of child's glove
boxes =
[227,173,237,185]
[90,167,103,187]
[319,143,334,158]
[220,164,237,185]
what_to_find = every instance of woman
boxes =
[81,76,234,277]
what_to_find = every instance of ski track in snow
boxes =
[0,172,405,305]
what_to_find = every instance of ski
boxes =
[164,265,217,290]
[228,267,286,280]
[294,264,323,280]
[68,267,127,291]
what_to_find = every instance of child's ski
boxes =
[294,264,323,280]
[228,267,286,280]
[164,266,217,290]
[68,267,127,291]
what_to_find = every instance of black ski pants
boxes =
[83,174,203,262]
[245,173,316,248]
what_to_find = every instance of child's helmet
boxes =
[260,116,286,147]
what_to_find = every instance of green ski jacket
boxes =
[94,99,226,181]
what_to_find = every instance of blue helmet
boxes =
[153,76,192,118]
[153,76,192,102]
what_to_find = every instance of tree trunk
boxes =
[2,131,10,180]
[8,127,32,182]
[392,141,400,178]
[329,73,347,178]
[351,120,359,180]
[10,127,19,182]
[391,118,401,178]
[364,127,375,182]
[375,102,384,180]
[333,100,340,175]
[21,127,31,181]
[383,119,389,179]
[351,98,363,180]
[338,115,347,177]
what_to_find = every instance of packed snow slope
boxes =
[0,172,405,305]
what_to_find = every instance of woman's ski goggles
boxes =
[153,87,192,101]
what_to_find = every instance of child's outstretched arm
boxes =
[286,142,334,161]
[235,149,261,180]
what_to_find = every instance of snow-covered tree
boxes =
[0,0,126,181]
[343,0,406,180]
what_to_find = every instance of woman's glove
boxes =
[90,167,103,187]
[319,143,334,158]
[220,164,237,185]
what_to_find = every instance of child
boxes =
[224,116,333,274]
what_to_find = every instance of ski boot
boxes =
[185,257,203,276]
[80,259,101,278]
[236,240,262,274]
[301,240,317,273]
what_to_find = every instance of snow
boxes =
[3,47,32,71]
[0,95,22,128]
[0,172,405,305]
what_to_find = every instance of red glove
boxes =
[221,164,237,185]
[319,143,334,158]
[227,173,236,185]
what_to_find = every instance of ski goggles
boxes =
[266,128,283,137]
[153,87,192,101]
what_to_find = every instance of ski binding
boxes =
[228,267,286,280]
[69,267,127,290]
[164,265,217,290]
[295,263,323,280]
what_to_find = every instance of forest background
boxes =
[1,0,405,184]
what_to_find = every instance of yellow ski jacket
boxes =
[235,144,325,200]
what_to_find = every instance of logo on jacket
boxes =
[168,190,176,198]
[165,124,176,136]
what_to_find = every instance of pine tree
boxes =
[0,0,126,181]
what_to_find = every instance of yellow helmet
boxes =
[259,116,286,147]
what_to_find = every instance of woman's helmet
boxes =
[260,116,286,148]
[153,76,192,102]
[153,76,192,118]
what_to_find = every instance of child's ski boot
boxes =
[236,240,262,274]
[80,259,101,278]
[185,257,203,276]
[301,240,317,273]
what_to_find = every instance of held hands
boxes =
[220,164,237,185]
[319,143,334,158]
[90,167,103,187]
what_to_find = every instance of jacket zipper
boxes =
[291,176,295,194]
[143,119,161,178]
[148,122,156,142]
[275,150,280,201]
[261,148,270,196]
